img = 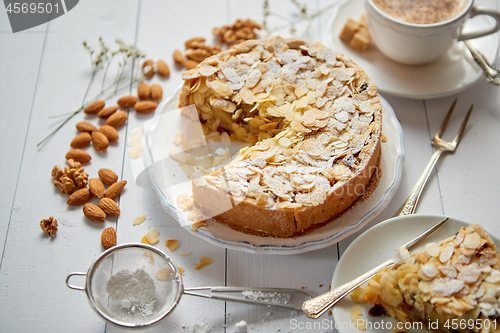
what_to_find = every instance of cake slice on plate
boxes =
[351,224,500,332]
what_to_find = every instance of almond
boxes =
[99,198,120,216]
[67,188,92,206]
[142,59,154,79]
[105,180,127,199]
[101,227,117,249]
[97,106,118,119]
[173,49,185,67]
[76,121,97,133]
[98,125,119,142]
[98,168,118,185]
[134,101,158,114]
[137,82,150,100]
[150,84,163,102]
[185,60,199,70]
[91,131,109,152]
[89,178,105,198]
[70,132,91,148]
[84,100,105,114]
[83,203,106,222]
[105,111,128,128]
[156,60,170,78]
[66,149,91,163]
[117,95,138,108]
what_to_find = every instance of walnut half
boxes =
[40,217,58,237]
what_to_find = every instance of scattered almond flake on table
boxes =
[143,251,154,264]
[178,267,185,275]
[194,257,214,270]
[133,214,147,226]
[155,267,175,281]
[179,253,192,256]
[145,227,160,245]
[165,239,180,252]
[349,305,366,331]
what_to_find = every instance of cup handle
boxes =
[459,7,500,41]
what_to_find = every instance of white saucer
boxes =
[326,0,499,99]
[331,214,500,332]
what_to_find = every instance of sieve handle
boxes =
[183,287,313,310]
[66,272,87,291]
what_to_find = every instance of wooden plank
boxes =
[105,1,229,331]
[0,1,139,331]
[0,9,46,256]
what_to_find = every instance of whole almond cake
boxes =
[179,36,382,238]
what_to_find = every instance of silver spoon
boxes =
[464,40,500,85]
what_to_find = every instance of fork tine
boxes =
[435,98,458,138]
[452,104,474,147]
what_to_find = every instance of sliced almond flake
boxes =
[145,227,160,245]
[199,65,218,76]
[424,243,440,257]
[439,244,454,263]
[463,232,482,249]
[177,194,194,211]
[133,214,147,226]
[194,256,214,270]
[143,251,154,264]
[155,267,175,281]
[485,270,500,283]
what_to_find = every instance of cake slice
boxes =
[351,224,500,332]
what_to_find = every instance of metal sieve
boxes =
[66,243,313,328]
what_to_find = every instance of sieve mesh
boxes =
[85,244,182,327]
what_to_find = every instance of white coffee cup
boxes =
[364,0,500,65]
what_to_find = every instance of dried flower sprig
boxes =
[262,0,339,37]
[38,38,148,147]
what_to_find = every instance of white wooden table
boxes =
[1,0,500,332]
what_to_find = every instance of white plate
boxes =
[143,87,404,254]
[326,0,500,99]
[331,214,500,332]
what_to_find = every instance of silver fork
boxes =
[394,99,473,216]
[302,217,450,318]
